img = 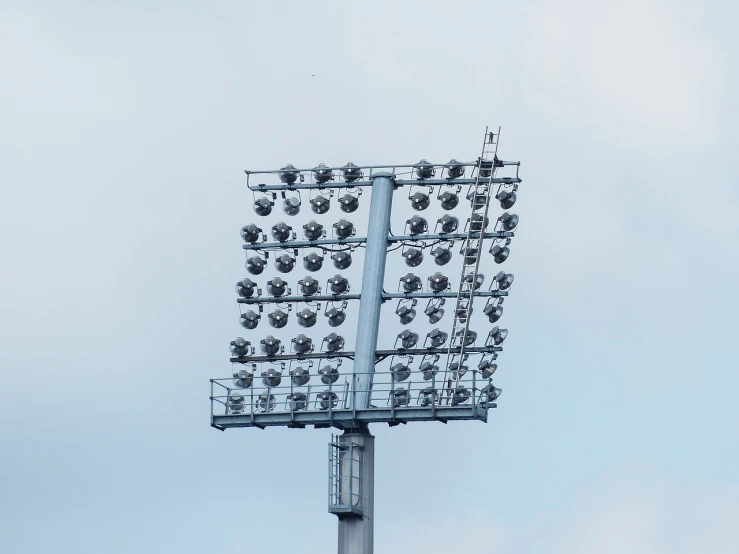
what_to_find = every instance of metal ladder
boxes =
[439,127,501,405]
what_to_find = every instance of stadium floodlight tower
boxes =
[210,127,523,554]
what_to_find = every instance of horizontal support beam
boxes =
[241,232,514,251]
[246,161,520,175]
[229,345,502,364]
[247,177,521,192]
[382,291,508,299]
[237,294,360,305]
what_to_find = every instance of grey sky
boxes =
[1,1,737,552]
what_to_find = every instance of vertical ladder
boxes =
[439,127,501,405]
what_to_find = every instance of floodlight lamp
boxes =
[467,189,487,211]
[419,360,439,380]
[288,364,313,390]
[425,299,445,324]
[462,247,479,266]
[310,194,331,214]
[496,189,517,209]
[282,195,301,216]
[454,303,472,322]
[317,390,339,410]
[403,247,424,267]
[456,329,478,346]
[312,163,333,184]
[490,244,510,264]
[297,307,317,328]
[438,214,459,234]
[391,388,410,407]
[303,221,324,240]
[391,363,411,382]
[268,309,289,329]
[430,246,452,266]
[427,328,448,348]
[498,212,519,231]
[397,329,419,349]
[428,272,449,292]
[230,337,251,357]
[241,224,262,243]
[299,276,320,296]
[323,333,345,352]
[451,386,471,406]
[414,159,435,179]
[439,190,459,211]
[481,384,502,404]
[318,364,340,384]
[256,392,277,412]
[266,277,289,297]
[396,304,416,325]
[478,159,494,178]
[494,271,514,290]
[332,251,352,270]
[329,274,349,295]
[418,387,438,406]
[410,191,430,211]
[469,213,489,232]
[262,367,282,387]
[228,392,245,414]
[333,219,355,239]
[260,335,282,355]
[400,273,422,293]
[254,196,274,217]
[287,392,308,410]
[240,310,261,330]
[279,164,299,184]
[275,253,296,273]
[303,252,324,272]
[342,162,362,183]
[447,159,465,179]
[483,300,504,323]
[232,369,253,389]
[246,255,266,275]
[488,326,508,346]
[463,273,485,290]
[478,360,498,379]
[449,361,469,379]
[339,193,359,213]
[407,215,428,235]
[236,278,259,298]
[326,306,346,327]
[292,334,314,354]
[271,222,293,242]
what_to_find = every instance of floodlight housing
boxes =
[403,247,424,267]
[428,272,449,292]
[279,164,299,184]
[396,304,416,325]
[438,214,459,234]
[496,189,516,209]
[266,277,289,297]
[447,159,465,179]
[494,271,514,290]
[297,307,317,328]
[254,196,274,217]
[462,247,479,265]
[439,190,459,210]
[323,333,345,352]
[260,335,281,355]
[488,326,508,345]
[425,298,445,324]
[317,391,338,410]
[391,363,411,382]
[240,310,261,330]
[299,276,320,296]
[451,386,471,406]
[490,244,510,264]
[282,195,301,216]
[419,360,439,380]
[271,222,293,242]
[326,306,346,327]
[333,219,355,238]
[268,309,289,329]
[426,328,448,348]
[411,191,430,211]
[430,246,452,266]
[275,253,296,273]
[229,392,245,414]
[400,273,422,293]
[397,329,419,349]
[313,163,333,184]
[414,159,435,179]
[329,274,349,295]
[332,251,352,270]
[483,299,504,323]
[290,366,311,386]
[463,273,485,290]
[478,159,494,178]
[292,334,314,354]
[310,194,331,214]
[478,360,497,379]
[303,252,324,272]
[342,162,362,183]
[319,365,340,384]
[256,392,277,412]
[236,278,259,298]
[455,329,477,347]
[449,361,469,379]
[480,384,502,404]
[467,189,487,211]
[407,215,428,235]
[241,224,262,243]
[232,369,253,389]
[287,392,308,410]
[469,213,489,232]
[418,387,438,406]
[230,337,251,357]
[246,255,266,275]
[262,368,282,387]
[339,193,359,213]
[391,388,410,407]
[303,221,324,240]
[498,212,519,231]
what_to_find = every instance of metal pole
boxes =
[337,428,375,554]
[352,172,394,410]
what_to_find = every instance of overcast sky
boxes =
[1,1,738,553]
